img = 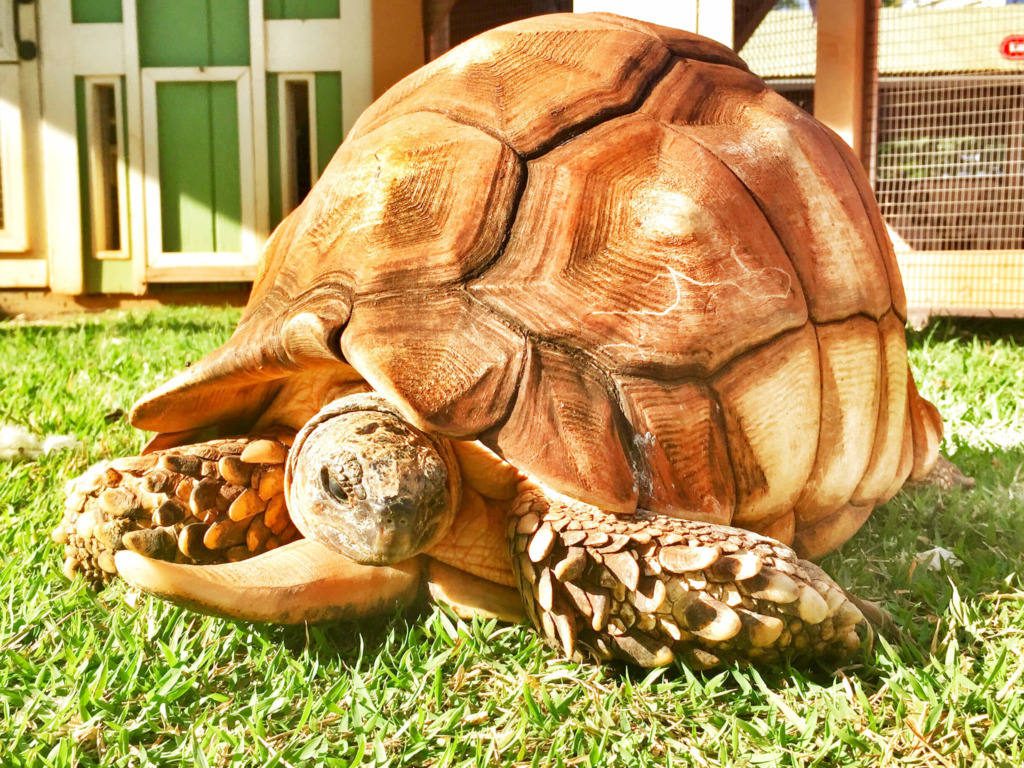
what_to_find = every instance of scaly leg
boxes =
[54,437,299,587]
[509,479,870,668]
[56,437,425,620]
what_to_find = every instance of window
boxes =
[86,78,127,257]
[279,75,316,213]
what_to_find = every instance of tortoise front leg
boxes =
[54,437,299,587]
[510,480,870,668]
[55,435,425,621]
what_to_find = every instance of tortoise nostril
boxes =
[379,513,411,532]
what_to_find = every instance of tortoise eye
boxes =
[320,467,349,502]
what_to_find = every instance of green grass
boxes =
[1,307,1023,767]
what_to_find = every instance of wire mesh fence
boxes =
[871,6,1024,255]
[738,4,817,114]
[867,2,1024,316]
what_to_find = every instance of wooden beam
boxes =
[734,0,776,51]
[0,260,48,289]
[371,0,425,99]
[814,0,866,157]
[897,250,1024,319]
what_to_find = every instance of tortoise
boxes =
[54,12,949,668]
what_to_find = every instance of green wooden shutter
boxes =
[137,0,250,68]
[156,82,242,253]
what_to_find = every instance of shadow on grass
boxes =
[906,316,1024,348]
[814,438,1024,688]
[267,604,435,663]
[0,311,239,343]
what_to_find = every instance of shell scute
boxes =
[852,312,910,505]
[822,130,908,320]
[712,324,820,535]
[643,61,894,323]
[794,317,882,524]
[614,376,734,525]
[470,112,808,378]
[485,343,637,514]
[341,290,526,438]
[297,112,520,293]
[348,14,678,155]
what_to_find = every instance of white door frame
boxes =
[0,63,28,252]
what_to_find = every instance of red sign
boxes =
[1002,35,1024,60]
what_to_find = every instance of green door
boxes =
[131,0,355,283]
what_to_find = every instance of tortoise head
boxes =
[286,394,461,566]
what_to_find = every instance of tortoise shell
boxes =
[131,13,942,559]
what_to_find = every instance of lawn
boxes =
[1,306,1022,767]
